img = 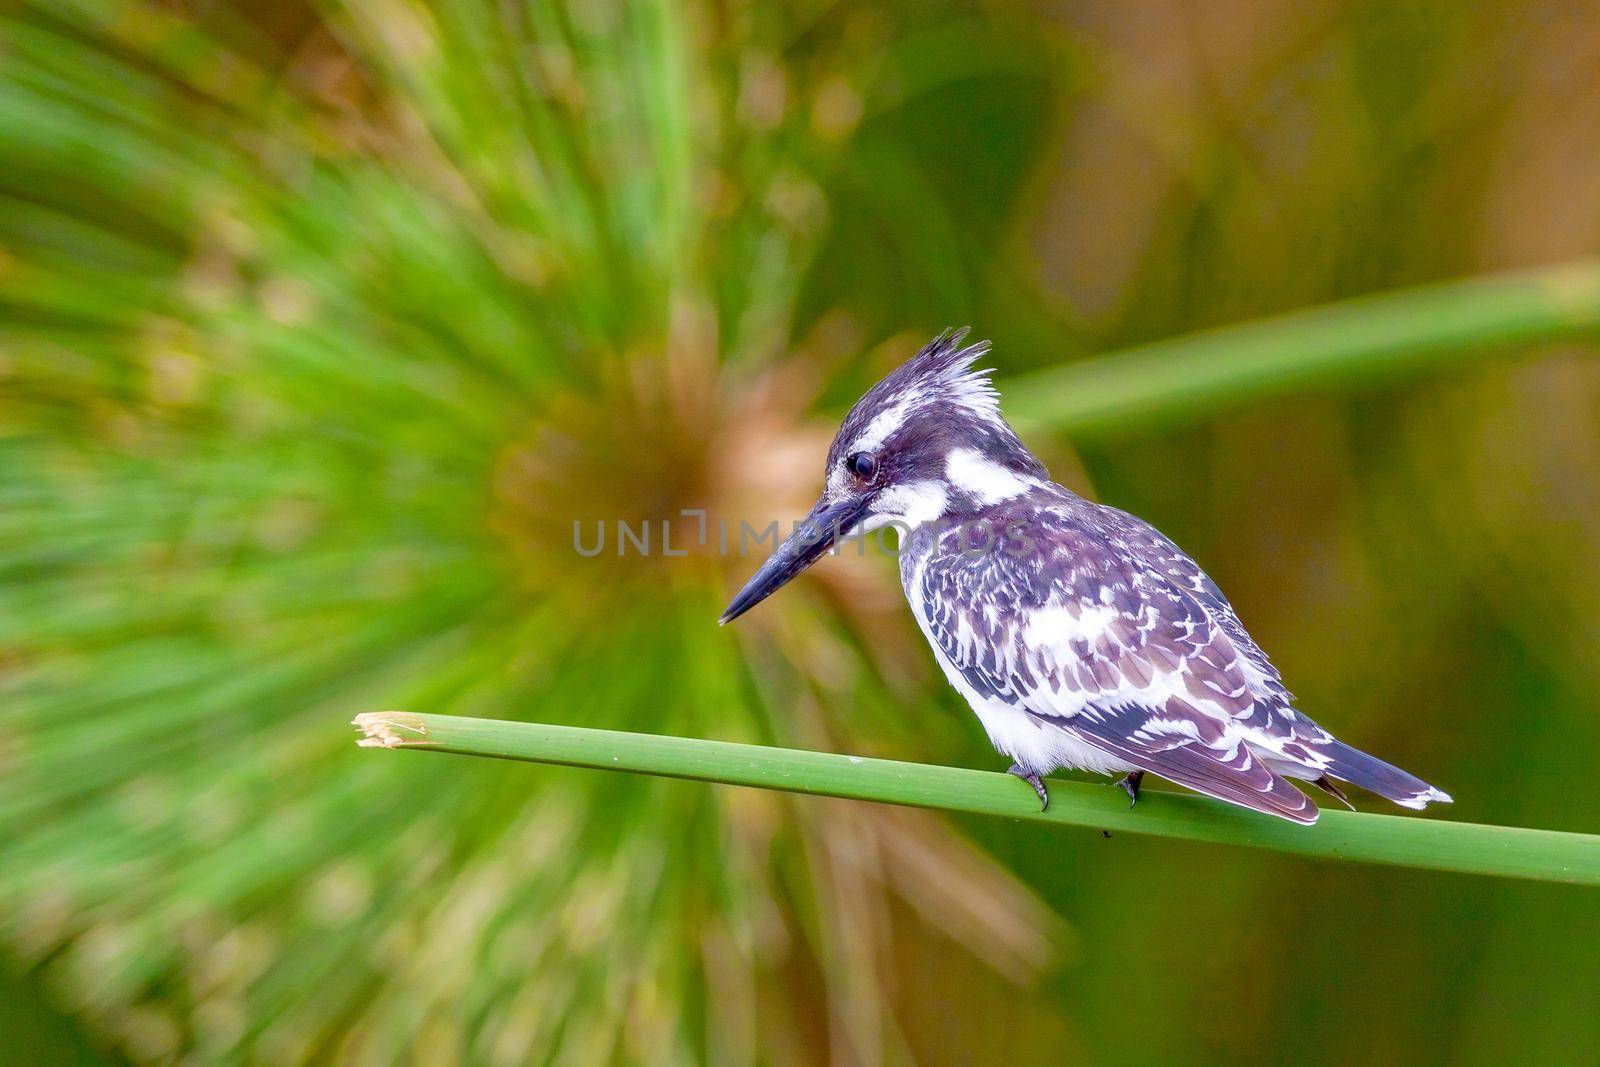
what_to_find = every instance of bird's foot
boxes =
[1007,763,1049,811]
[1312,775,1355,810]
[1114,770,1145,808]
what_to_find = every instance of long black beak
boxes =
[719,495,870,625]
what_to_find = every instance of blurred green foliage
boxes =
[1,0,1598,1064]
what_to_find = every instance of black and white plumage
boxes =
[721,330,1451,823]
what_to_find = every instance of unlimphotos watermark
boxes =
[571,509,1039,559]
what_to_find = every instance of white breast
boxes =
[901,552,1134,777]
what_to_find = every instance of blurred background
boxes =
[2,0,1598,1063]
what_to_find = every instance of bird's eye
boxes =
[847,452,877,480]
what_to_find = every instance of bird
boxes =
[719,329,1452,823]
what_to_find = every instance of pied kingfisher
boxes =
[721,330,1451,823]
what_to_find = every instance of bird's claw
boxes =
[1114,770,1144,808]
[1008,763,1049,811]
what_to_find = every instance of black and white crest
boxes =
[830,329,1000,455]
[820,329,1046,526]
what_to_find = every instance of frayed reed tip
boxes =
[352,711,428,749]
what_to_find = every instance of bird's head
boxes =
[720,328,1044,624]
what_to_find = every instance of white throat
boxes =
[861,480,950,533]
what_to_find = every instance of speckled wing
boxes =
[917,508,1319,823]
[1095,506,1303,724]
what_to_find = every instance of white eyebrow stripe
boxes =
[849,395,915,455]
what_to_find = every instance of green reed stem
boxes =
[354,713,1600,886]
[1004,260,1600,434]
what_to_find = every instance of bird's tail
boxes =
[1318,740,1451,810]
